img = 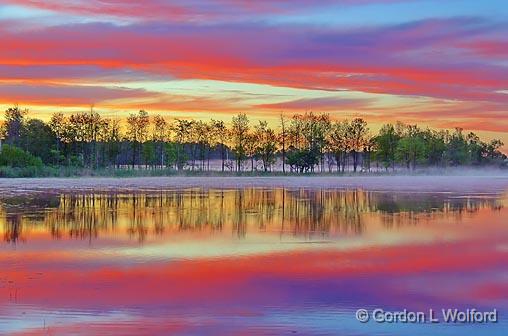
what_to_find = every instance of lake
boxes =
[1,187,507,335]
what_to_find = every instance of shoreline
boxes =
[1,175,508,196]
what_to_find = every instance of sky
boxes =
[0,0,507,148]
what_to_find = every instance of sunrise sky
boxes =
[0,0,507,148]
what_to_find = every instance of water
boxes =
[1,188,507,335]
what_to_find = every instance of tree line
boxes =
[0,105,505,173]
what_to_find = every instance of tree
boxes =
[374,124,401,171]
[0,144,43,168]
[87,106,105,169]
[210,119,229,172]
[395,125,426,170]
[126,110,149,168]
[363,135,375,172]
[142,141,156,168]
[286,112,329,173]
[254,121,277,172]
[231,113,249,172]
[486,139,504,162]
[2,106,27,146]
[0,107,505,173]
[279,114,287,173]
[191,120,209,171]
[327,120,349,172]
[244,132,258,171]
[348,118,369,172]
[49,112,66,152]
[21,119,56,164]
[103,119,121,168]
[422,129,446,166]
[171,119,192,170]
[446,128,469,166]
[68,112,91,166]
[153,115,169,168]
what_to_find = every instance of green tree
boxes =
[422,129,446,166]
[374,124,401,171]
[396,126,426,170]
[21,119,56,164]
[142,141,156,168]
[0,144,43,168]
[446,128,469,166]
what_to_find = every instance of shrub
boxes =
[0,144,43,168]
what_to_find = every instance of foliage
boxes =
[0,105,505,176]
[374,123,401,170]
[0,144,43,168]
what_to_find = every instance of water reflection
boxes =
[1,188,508,336]
[0,189,504,244]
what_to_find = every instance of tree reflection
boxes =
[0,189,505,243]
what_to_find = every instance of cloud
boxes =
[458,39,508,58]
[256,97,375,111]
[7,0,405,23]
[0,83,156,106]
[1,18,507,105]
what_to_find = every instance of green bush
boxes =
[0,144,43,168]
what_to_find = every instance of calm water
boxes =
[1,188,507,335]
